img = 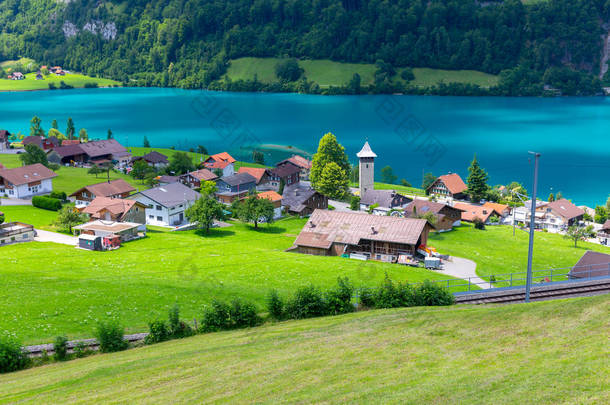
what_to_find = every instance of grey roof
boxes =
[569,250,610,278]
[219,172,256,187]
[282,183,317,212]
[79,139,127,158]
[135,182,200,208]
[136,151,168,164]
[356,141,377,158]
[360,190,411,209]
[51,144,86,158]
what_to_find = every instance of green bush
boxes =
[473,217,486,230]
[49,191,67,201]
[358,287,375,308]
[95,321,128,353]
[32,195,62,211]
[284,285,328,319]
[74,341,89,358]
[84,82,99,88]
[414,280,455,306]
[267,290,284,320]
[230,299,262,328]
[349,196,360,211]
[145,320,170,344]
[0,336,30,373]
[325,277,354,315]
[168,305,194,339]
[53,336,69,361]
[201,300,231,332]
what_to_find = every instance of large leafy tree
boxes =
[54,206,88,233]
[30,116,44,137]
[310,132,350,193]
[66,118,75,140]
[185,195,224,233]
[131,159,154,182]
[19,144,49,167]
[380,165,397,184]
[317,162,349,199]
[235,194,275,229]
[466,154,489,203]
[167,151,195,175]
[564,225,588,248]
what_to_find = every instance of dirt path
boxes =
[439,256,488,289]
[34,229,78,246]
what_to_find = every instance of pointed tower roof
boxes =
[356,141,377,158]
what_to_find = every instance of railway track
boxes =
[455,277,610,305]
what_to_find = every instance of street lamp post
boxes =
[525,152,541,303]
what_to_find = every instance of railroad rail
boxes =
[455,277,610,305]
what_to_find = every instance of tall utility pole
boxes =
[525,152,541,303]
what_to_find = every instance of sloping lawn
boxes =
[0,73,119,91]
[1,217,457,344]
[429,223,610,285]
[0,295,607,404]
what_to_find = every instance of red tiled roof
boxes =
[257,190,282,202]
[279,155,312,170]
[206,152,236,164]
[483,202,510,215]
[432,173,467,195]
[453,202,497,222]
[61,140,81,146]
[238,167,268,184]
[205,160,231,169]
[81,197,143,220]
[188,168,217,182]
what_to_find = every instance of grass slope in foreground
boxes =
[226,57,498,88]
[1,295,608,404]
[0,217,458,344]
[0,73,119,91]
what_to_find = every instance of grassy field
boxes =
[129,147,267,170]
[226,57,498,89]
[0,72,120,91]
[403,67,499,88]
[429,223,610,285]
[350,181,426,197]
[0,294,607,403]
[0,216,458,344]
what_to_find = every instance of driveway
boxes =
[439,256,488,289]
[0,198,32,206]
[35,229,78,246]
[328,199,351,212]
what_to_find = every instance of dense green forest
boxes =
[0,0,609,95]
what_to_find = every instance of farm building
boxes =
[292,209,434,261]
[568,251,610,279]
[132,151,169,168]
[404,200,463,231]
[0,222,35,246]
[427,173,468,200]
[282,183,328,217]
[180,168,218,189]
[73,220,144,242]
[360,190,412,215]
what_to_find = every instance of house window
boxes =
[149,215,154,219]
[136,207,139,212]
[23,234,28,239]
[157,216,163,221]
[156,205,162,210]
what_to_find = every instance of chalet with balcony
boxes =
[69,179,136,206]
[180,168,218,189]
[427,173,468,200]
[281,183,328,217]
[404,199,464,231]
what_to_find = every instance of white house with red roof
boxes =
[204,152,236,177]
[0,164,57,198]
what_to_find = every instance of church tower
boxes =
[357,141,377,196]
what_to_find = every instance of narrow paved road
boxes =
[35,229,78,246]
[439,256,488,289]
[0,198,32,206]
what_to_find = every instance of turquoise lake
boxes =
[1,87,608,206]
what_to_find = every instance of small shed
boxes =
[79,234,103,251]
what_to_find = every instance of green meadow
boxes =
[0,73,119,91]
[0,295,607,404]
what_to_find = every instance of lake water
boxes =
[1,87,609,206]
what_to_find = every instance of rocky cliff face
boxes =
[62,20,117,40]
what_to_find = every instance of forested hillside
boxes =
[0,0,609,95]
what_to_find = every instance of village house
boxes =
[156,175,179,186]
[568,250,610,279]
[180,168,218,189]
[453,202,501,224]
[61,139,81,146]
[204,152,236,177]
[0,163,57,198]
[598,220,610,246]
[535,199,584,232]
[9,72,24,80]
[36,72,43,80]
[237,167,278,191]
[80,197,147,224]
[74,220,144,249]
[0,130,10,151]
[276,155,312,180]
[427,173,468,200]
[271,160,301,188]
[129,182,200,227]
[404,199,463,231]
[69,179,136,206]
[132,151,169,168]
[49,139,131,167]
[257,190,284,219]
[282,183,328,217]
[292,209,434,262]
[360,190,412,215]
[23,136,59,151]
[512,200,547,225]
[482,202,511,221]
[48,143,87,165]
[215,172,257,204]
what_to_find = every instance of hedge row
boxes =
[32,196,62,211]
[360,276,455,309]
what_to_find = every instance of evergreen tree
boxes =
[143,136,151,148]
[548,193,555,202]
[51,119,58,130]
[30,116,44,137]
[380,165,398,184]
[466,154,489,203]
[66,118,75,140]
[107,129,113,139]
